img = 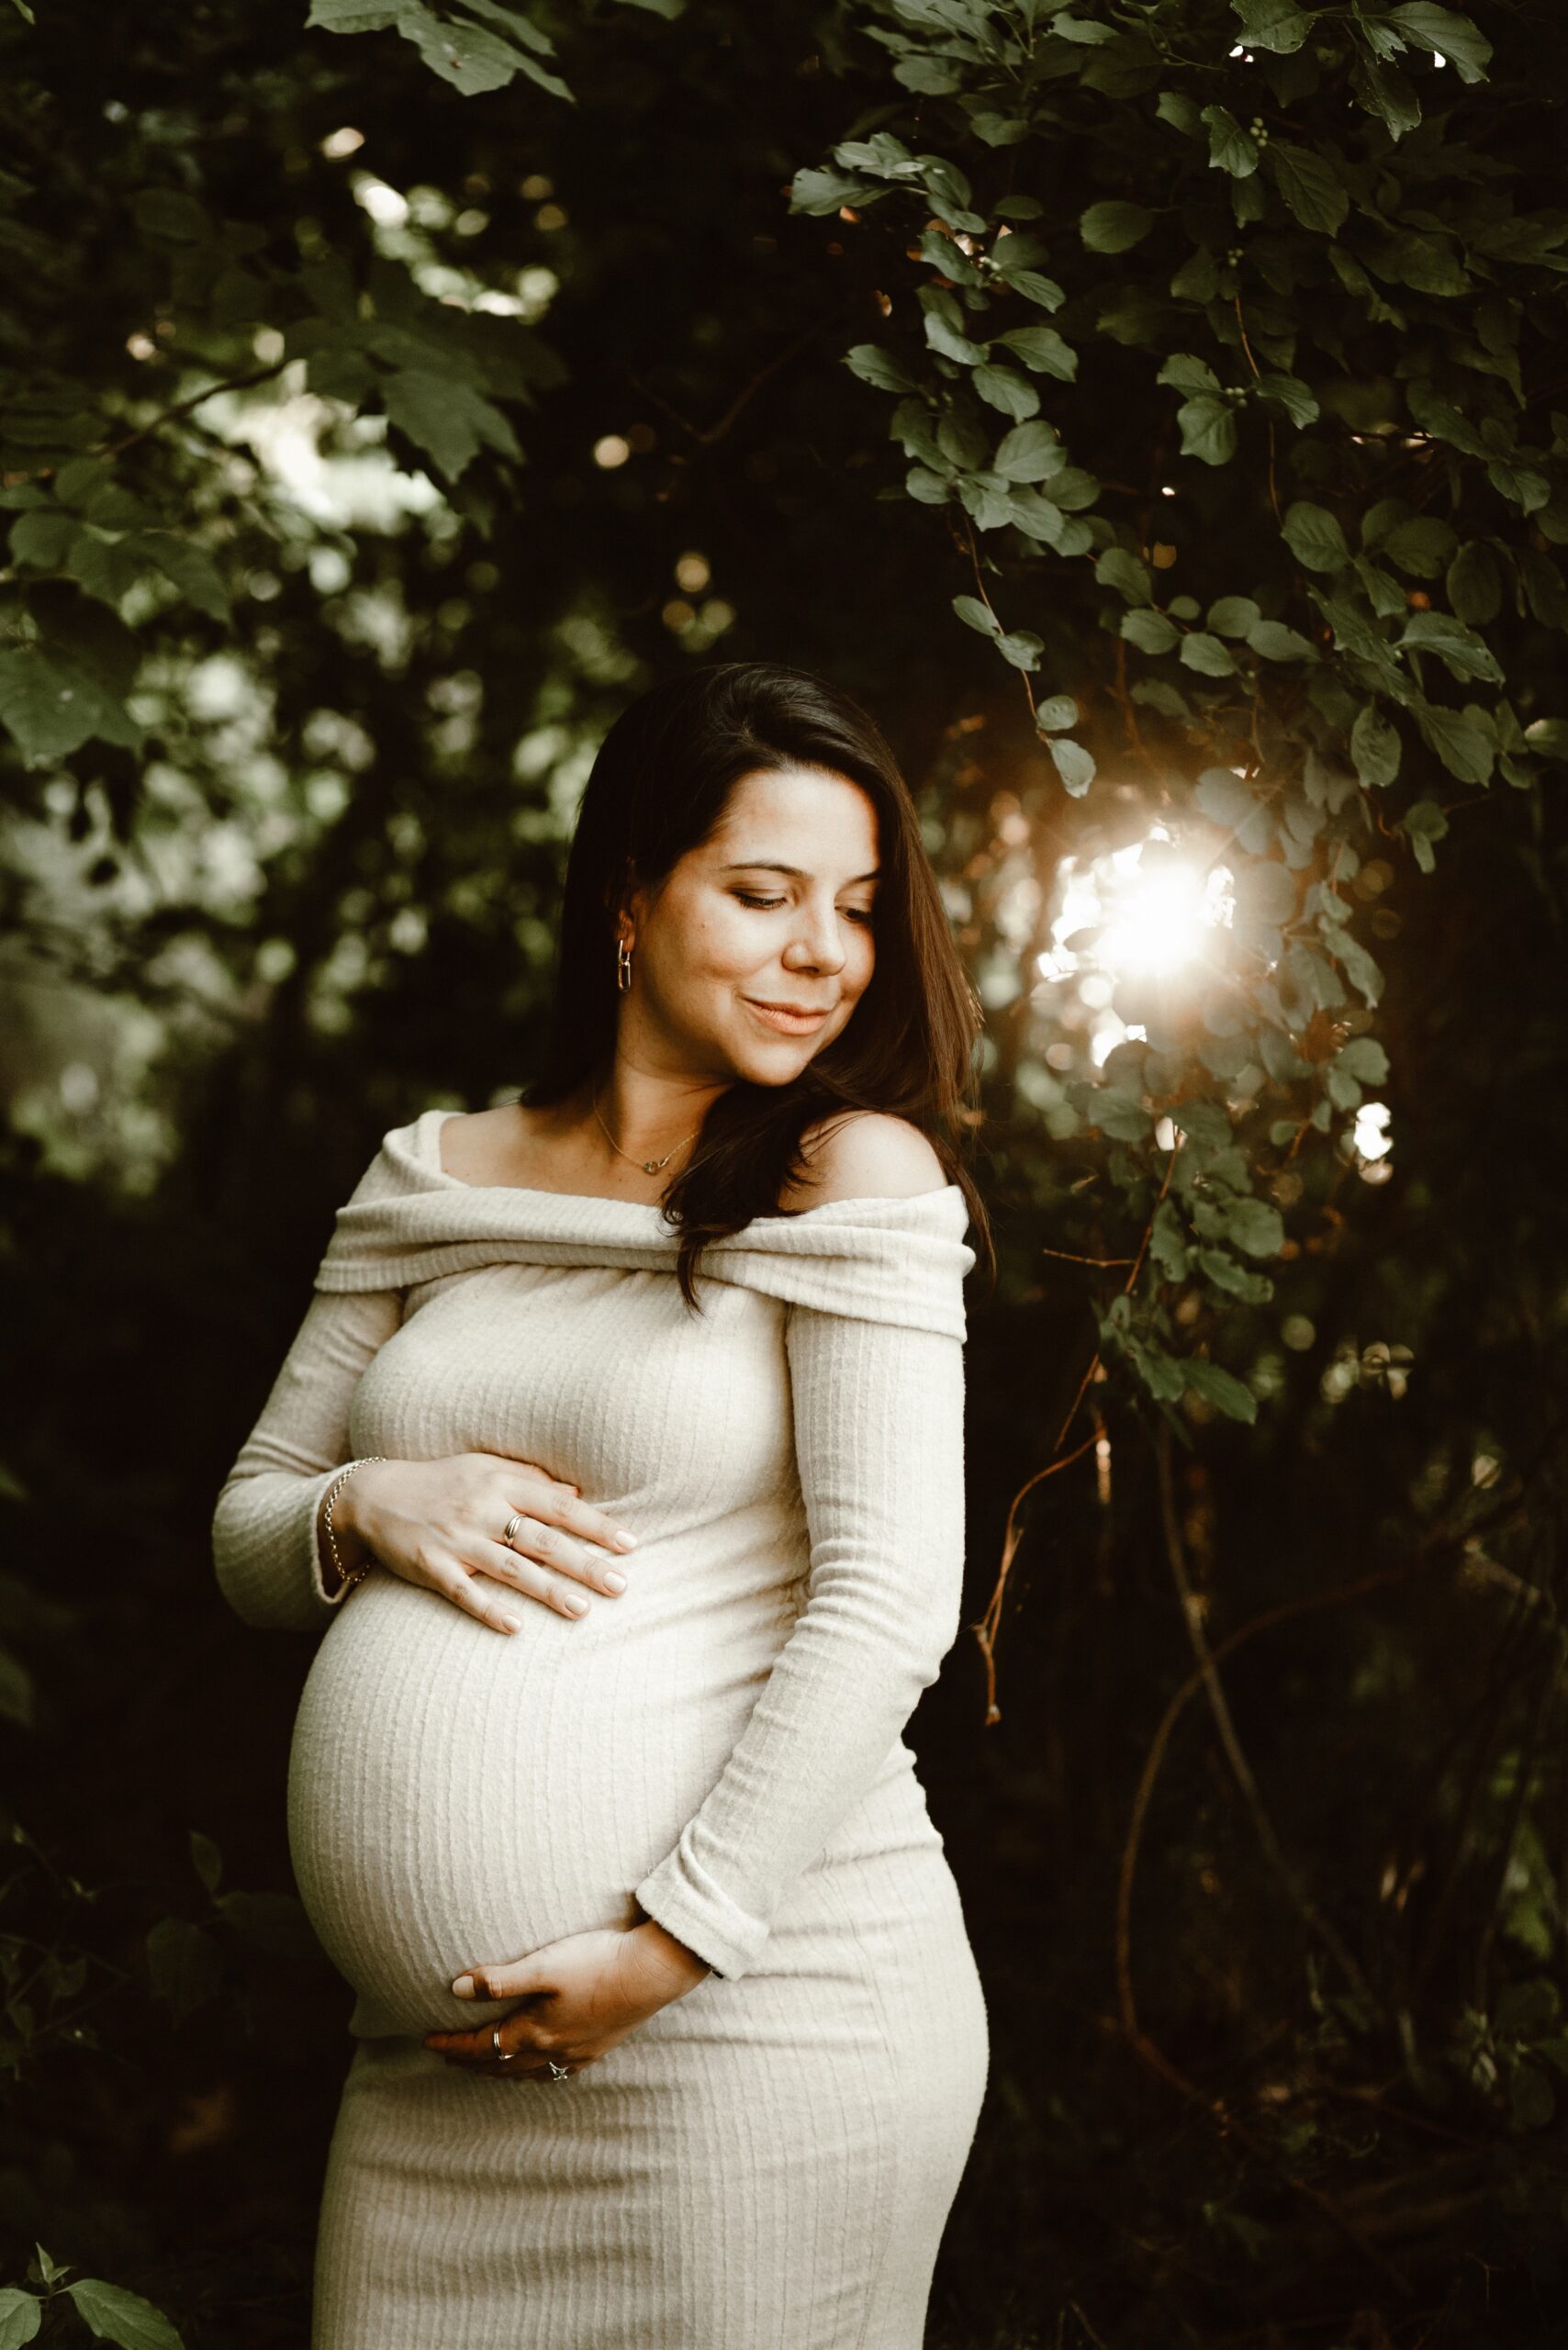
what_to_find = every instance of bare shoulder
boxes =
[778,1111,947,1212]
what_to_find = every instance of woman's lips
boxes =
[744,999,834,1036]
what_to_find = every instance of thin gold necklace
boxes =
[591,1084,703,1178]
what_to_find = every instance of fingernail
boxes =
[613,1530,637,1550]
[501,1615,524,1632]
[565,1593,589,1615]
[452,1975,475,1998]
[603,1570,627,1593]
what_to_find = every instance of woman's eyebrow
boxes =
[720,861,881,883]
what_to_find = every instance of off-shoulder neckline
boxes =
[414,1106,960,1224]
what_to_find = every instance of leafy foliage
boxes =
[789,0,1567,1425]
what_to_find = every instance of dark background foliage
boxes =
[2,1,1565,2344]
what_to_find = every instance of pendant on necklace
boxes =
[641,1158,662,1175]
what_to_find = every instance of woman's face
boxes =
[622,764,880,1086]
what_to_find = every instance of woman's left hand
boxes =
[422,1920,711,2079]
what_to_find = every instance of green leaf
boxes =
[381,369,520,481]
[1200,105,1259,177]
[1036,695,1079,732]
[1229,0,1310,53]
[1254,373,1319,427]
[1180,632,1237,676]
[1208,595,1261,638]
[403,11,563,97]
[1095,548,1152,605]
[1387,3,1493,82]
[1182,1358,1259,1422]
[1267,142,1350,235]
[995,326,1077,380]
[1224,1195,1285,1257]
[0,2290,40,2346]
[66,529,145,610]
[1008,491,1093,554]
[1486,458,1551,514]
[1516,548,1568,629]
[1248,619,1316,660]
[1336,930,1384,1007]
[958,474,1021,530]
[845,345,923,396]
[1157,91,1203,136]
[790,166,883,217]
[1282,500,1349,573]
[1351,703,1402,788]
[1383,516,1457,578]
[0,644,141,760]
[1338,1035,1390,1083]
[1177,395,1238,465]
[64,2278,184,2350]
[1352,54,1423,140]
[128,532,230,621]
[993,421,1062,482]
[307,0,402,26]
[972,364,1040,420]
[1081,201,1155,253]
[1524,717,1568,760]
[1404,796,1450,871]
[997,630,1044,670]
[9,509,78,568]
[1122,608,1181,655]
[925,312,990,366]
[952,594,1000,637]
[1047,467,1101,512]
[992,263,1058,316]
[1170,248,1220,303]
[1198,1247,1273,1303]
[1196,767,1273,850]
[1158,352,1221,396]
[1413,699,1494,782]
[1049,737,1096,796]
[1407,379,1487,457]
[1399,612,1504,684]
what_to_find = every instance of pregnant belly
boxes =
[286,1564,784,2037]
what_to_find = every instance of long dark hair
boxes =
[523,661,994,1310]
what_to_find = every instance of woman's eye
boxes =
[731,890,873,928]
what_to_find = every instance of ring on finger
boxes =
[491,2026,516,2064]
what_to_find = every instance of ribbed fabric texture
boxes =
[210,1110,990,2349]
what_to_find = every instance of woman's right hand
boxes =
[325,1453,638,1631]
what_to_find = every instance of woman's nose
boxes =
[784,905,846,972]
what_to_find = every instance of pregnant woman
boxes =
[212,659,994,2350]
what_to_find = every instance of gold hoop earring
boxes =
[616,938,633,993]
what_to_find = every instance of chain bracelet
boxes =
[322,1455,387,1598]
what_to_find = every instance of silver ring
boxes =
[503,1512,523,1548]
[546,2058,570,2082]
[491,2027,515,2064]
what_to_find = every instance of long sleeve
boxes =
[211,1284,404,1631]
[632,1297,969,1982]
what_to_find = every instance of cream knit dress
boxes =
[211,1107,990,2350]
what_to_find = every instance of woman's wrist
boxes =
[630,1917,712,1989]
[316,1460,381,1594]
